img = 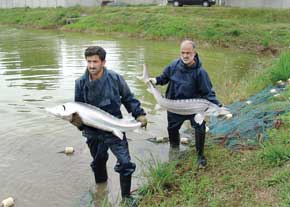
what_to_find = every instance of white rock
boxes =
[2,197,14,207]
[277,80,285,87]
[156,137,164,142]
[180,137,189,144]
[277,80,283,84]
[64,147,74,154]
[270,89,277,93]
[205,126,209,133]
[287,78,290,83]
[225,114,233,119]
[246,100,252,105]
[273,93,280,97]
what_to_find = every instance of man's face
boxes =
[86,55,106,76]
[180,42,196,66]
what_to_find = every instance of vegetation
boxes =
[0,6,290,51]
[246,52,290,94]
[216,51,290,104]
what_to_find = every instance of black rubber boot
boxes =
[120,175,137,207]
[120,175,131,198]
[168,129,180,148]
[195,130,207,168]
[93,161,108,183]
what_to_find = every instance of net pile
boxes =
[208,85,290,150]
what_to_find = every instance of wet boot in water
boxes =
[93,160,108,184]
[168,130,180,149]
[120,175,138,207]
[195,130,207,168]
[168,145,180,161]
[93,182,108,206]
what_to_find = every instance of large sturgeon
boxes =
[140,64,231,124]
[46,102,141,139]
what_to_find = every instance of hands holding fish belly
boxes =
[69,111,147,130]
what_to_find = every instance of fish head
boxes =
[205,106,218,115]
[45,103,76,121]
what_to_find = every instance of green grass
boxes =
[269,52,290,83]
[214,51,290,104]
[228,52,290,101]
[259,109,290,167]
[1,6,290,50]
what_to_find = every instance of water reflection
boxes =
[0,28,60,90]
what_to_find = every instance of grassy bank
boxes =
[234,52,290,99]
[0,6,290,51]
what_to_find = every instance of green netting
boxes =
[208,85,290,150]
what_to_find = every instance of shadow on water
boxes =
[0,25,270,207]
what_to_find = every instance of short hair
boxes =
[181,39,196,50]
[84,46,106,61]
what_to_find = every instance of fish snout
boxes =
[45,107,59,116]
[218,107,231,116]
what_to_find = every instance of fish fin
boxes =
[194,113,205,125]
[112,129,124,140]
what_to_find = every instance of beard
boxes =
[88,67,100,75]
[181,57,195,66]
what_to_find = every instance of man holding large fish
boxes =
[146,40,224,168]
[71,46,147,205]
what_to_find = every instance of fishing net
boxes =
[208,84,290,150]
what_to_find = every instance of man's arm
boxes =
[197,69,222,106]
[118,75,147,127]
[74,79,85,103]
[155,64,171,86]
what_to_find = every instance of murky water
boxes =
[0,25,266,207]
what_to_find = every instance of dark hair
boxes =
[84,46,106,61]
